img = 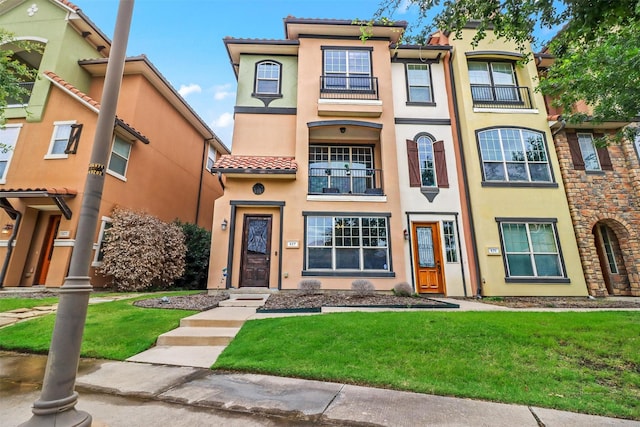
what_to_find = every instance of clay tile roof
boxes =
[547,114,562,121]
[56,0,80,11]
[213,155,298,172]
[44,70,100,109]
[0,187,77,196]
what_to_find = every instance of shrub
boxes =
[173,221,211,290]
[99,208,186,292]
[351,279,375,297]
[298,279,321,295]
[393,282,413,297]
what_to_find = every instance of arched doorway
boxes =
[592,222,630,295]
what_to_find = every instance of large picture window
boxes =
[469,61,518,102]
[500,221,564,278]
[308,145,377,194]
[306,215,389,272]
[478,128,551,183]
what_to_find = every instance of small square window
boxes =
[407,64,433,103]
[45,121,77,159]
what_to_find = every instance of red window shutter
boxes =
[433,140,449,188]
[406,139,421,187]
[594,133,613,171]
[566,132,585,170]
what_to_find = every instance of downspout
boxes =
[0,210,22,288]
[448,48,483,298]
[552,117,566,136]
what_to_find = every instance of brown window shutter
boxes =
[594,133,613,170]
[433,140,449,188]
[566,132,585,170]
[406,139,421,187]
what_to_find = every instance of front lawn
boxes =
[0,297,59,313]
[214,311,640,420]
[0,294,196,360]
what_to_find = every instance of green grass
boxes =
[214,311,640,420]
[0,293,197,360]
[0,297,59,312]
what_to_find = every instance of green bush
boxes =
[174,221,211,290]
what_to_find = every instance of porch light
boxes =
[221,219,228,231]
[1,223,13,234]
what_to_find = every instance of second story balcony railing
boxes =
[320,76,379,100]
[470,84,534,109]
[309,167,384,196]
[6,82,35,106]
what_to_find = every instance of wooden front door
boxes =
[412,222,446,294]
[35,215,61,285]
[239,215,272,287]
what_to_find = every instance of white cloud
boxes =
[178,83,202,97]
[213,83,234,100]
[397,0,412,14]
[212,112,233,128]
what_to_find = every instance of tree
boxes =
[173,221,211,290]
[0,28,40,122]
[363,1,640,135]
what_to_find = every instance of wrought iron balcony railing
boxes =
[470,84,534,109]
[319,76,379,100]
[308,167,384,195]
[6,82,35,106]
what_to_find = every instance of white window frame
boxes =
[478,128,552,183]
[417,135,436,187]
[91,216,112,267]
[106,135,132,181]
[406,63,433,103]
[634,130,640,160]
[0,124,23,184]
[599,225,619,274]
[305,215,389,272]
[577,133,601,171]
[255,61,281,95]
[206,143,216,171]
[323,49,372,91]
[468,61,519,102]
[500,221,565,278]
[44,120,75,159]
[443,220,459,263]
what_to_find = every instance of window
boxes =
[306,215,389,272]
[406,64,432,103]
[46,121,83,158]
[0,124,22,183]
[308,145,376,194]
[107,136,131,178]
[500,221,564,278]
[599,225,618,274]
[634,131,640,160]
[417,135,436,187]
[407,137,449,189]
[206,143,216,171]
[323,48,372,90]
[577,133,601,171]
[469,61,518,102]
[255,61,281,95]
[92,217,112,267]
[478,128,551,183]
[443,221,458,263]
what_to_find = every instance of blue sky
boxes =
[72,1,560,147]
[72,0,391,146]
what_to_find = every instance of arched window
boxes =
[417,135,436,187]
[255,61,281,95]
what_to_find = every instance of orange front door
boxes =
[35,215,61,285]
[412,222,446,294]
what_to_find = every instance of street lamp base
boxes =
[20,409,91,427]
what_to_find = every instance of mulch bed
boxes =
[466,296,640,309]
[260,292,451,311]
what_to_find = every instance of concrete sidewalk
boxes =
[2,352,637,427]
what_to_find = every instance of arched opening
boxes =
[2,39,45,105]
[592,221,630,295]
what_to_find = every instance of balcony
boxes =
[6,82,35,106]
[308,167,384,196]
[320,76,379,101]
[470,84,534,109]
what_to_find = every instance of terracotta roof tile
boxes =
[213,155,298,172]
[0,187,77,196]
[56,0,80,11]
[44,70,100,109]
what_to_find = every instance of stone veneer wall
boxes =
[553,130,640,296]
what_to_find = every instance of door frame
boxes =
[239,214,273,288]
[411,221,446,294]
[34,214,61,285]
